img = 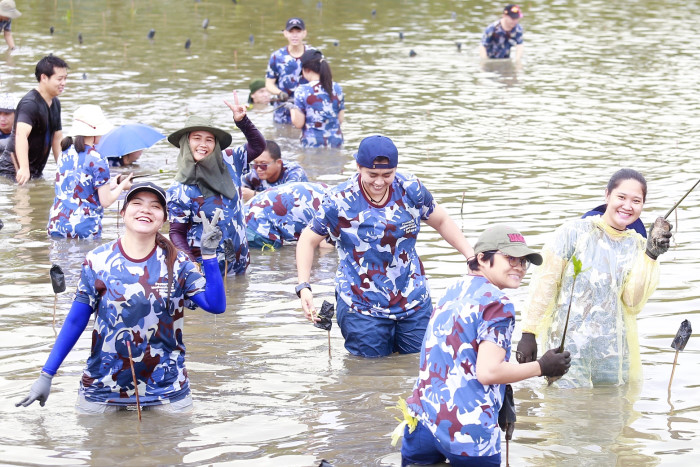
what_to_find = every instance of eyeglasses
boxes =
[496,252,530,270]
[251,163,269,170]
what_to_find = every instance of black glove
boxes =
[277,91,289,102]
[200,209,223,257]
[16,372,54,407]
[516,332,537,363]
[646,217,672,260]
[537,349,571,377]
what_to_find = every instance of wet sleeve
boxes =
[309,193,334,237]
[478,300,516,350]
[235,116,266,162]
[241,171,254,189]
[169,222,195,261]
[520,224,577,336]
[621,244,660,316]
[187,258,226,314]
[42,301,93,375]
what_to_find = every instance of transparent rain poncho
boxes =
[521,216,660,388]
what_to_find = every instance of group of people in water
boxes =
[4,7,678,467]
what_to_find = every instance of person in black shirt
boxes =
[0,55,68,184]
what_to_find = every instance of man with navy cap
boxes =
[295,135,475,358]
[265,17,314,124]
[479,4,524,61]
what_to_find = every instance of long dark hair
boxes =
[61,135,87,153]
[301,50,334,97]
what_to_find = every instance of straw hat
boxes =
[68,105,114,137]
[167,115,232,149]
[0,0,22,19]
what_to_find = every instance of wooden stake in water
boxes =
[126,341,142,421]
[547,254,586,386]
[460,191,466,216]
[668,319,692,392]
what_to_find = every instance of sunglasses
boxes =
[496,252,530,270]
[251,162,270,170]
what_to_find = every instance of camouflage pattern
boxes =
[167,145,250,274]
[309,172,435,319]
[523,217,658,388]
[47,145,111,238]
[293,80,345,148]
[266,46,312,124]
[407,274,515,457]
[481,20,524,59]
[241,161,308,192]
[75,240,206,405]
[244,182,328,247]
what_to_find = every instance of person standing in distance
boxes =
[0,55,68,185]
[265,17,313,124]
[479,4,524,62]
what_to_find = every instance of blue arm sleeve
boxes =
[190,257,226,314]
[42,301,93,375]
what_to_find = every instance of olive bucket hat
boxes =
[167,115,233,149]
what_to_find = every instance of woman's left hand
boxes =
[224,90,247,122]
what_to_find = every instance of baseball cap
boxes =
[474,225,542,265]
[0,93,17,112]
[285,17,305,31]
[504,4,523,19]
[124,181,167,217]
[353,135,398,169]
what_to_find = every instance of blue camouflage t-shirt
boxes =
[266,45,312,124]
[310,172,435,319]
[76,240,206,405]
[407,274,515,457]
[481,20,524,59]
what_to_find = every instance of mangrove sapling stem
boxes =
[664,178,700,220]
[667,350,679,392]
[126,341,142,421]
[547,255,585,386]
[667,319,692,392]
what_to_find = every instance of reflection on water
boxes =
[1,0,699,465]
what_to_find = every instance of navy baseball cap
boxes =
[285,17,305,31]
[353,135,398,169]
[124,181,167,217]
[504,4,523,19]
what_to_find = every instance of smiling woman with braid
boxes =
[17,182,226,414]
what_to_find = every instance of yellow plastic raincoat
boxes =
[521,216,659,388]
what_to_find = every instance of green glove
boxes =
[200,209,223,257]
[16,372,54,407]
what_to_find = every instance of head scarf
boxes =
[174,134,237,200]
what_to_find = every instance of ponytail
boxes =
[319,60,333,97]
[155,231,178,310]
[61,135,87,153]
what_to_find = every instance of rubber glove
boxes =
[277,91,289,102]
[537,349,571,377]
[16,372,54,407]
[200,209,223,256]
[646,217,672,260]
[516,332,538,363]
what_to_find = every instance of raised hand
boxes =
[200,209,223,257]
[646,217,673,260]
[224,90,247,122]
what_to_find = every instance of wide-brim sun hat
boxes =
[474,224,543,266]
[68,104,114,137]
[0,0,22,19]
[167,115,233,150]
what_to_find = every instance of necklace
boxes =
[362,182,388,204]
